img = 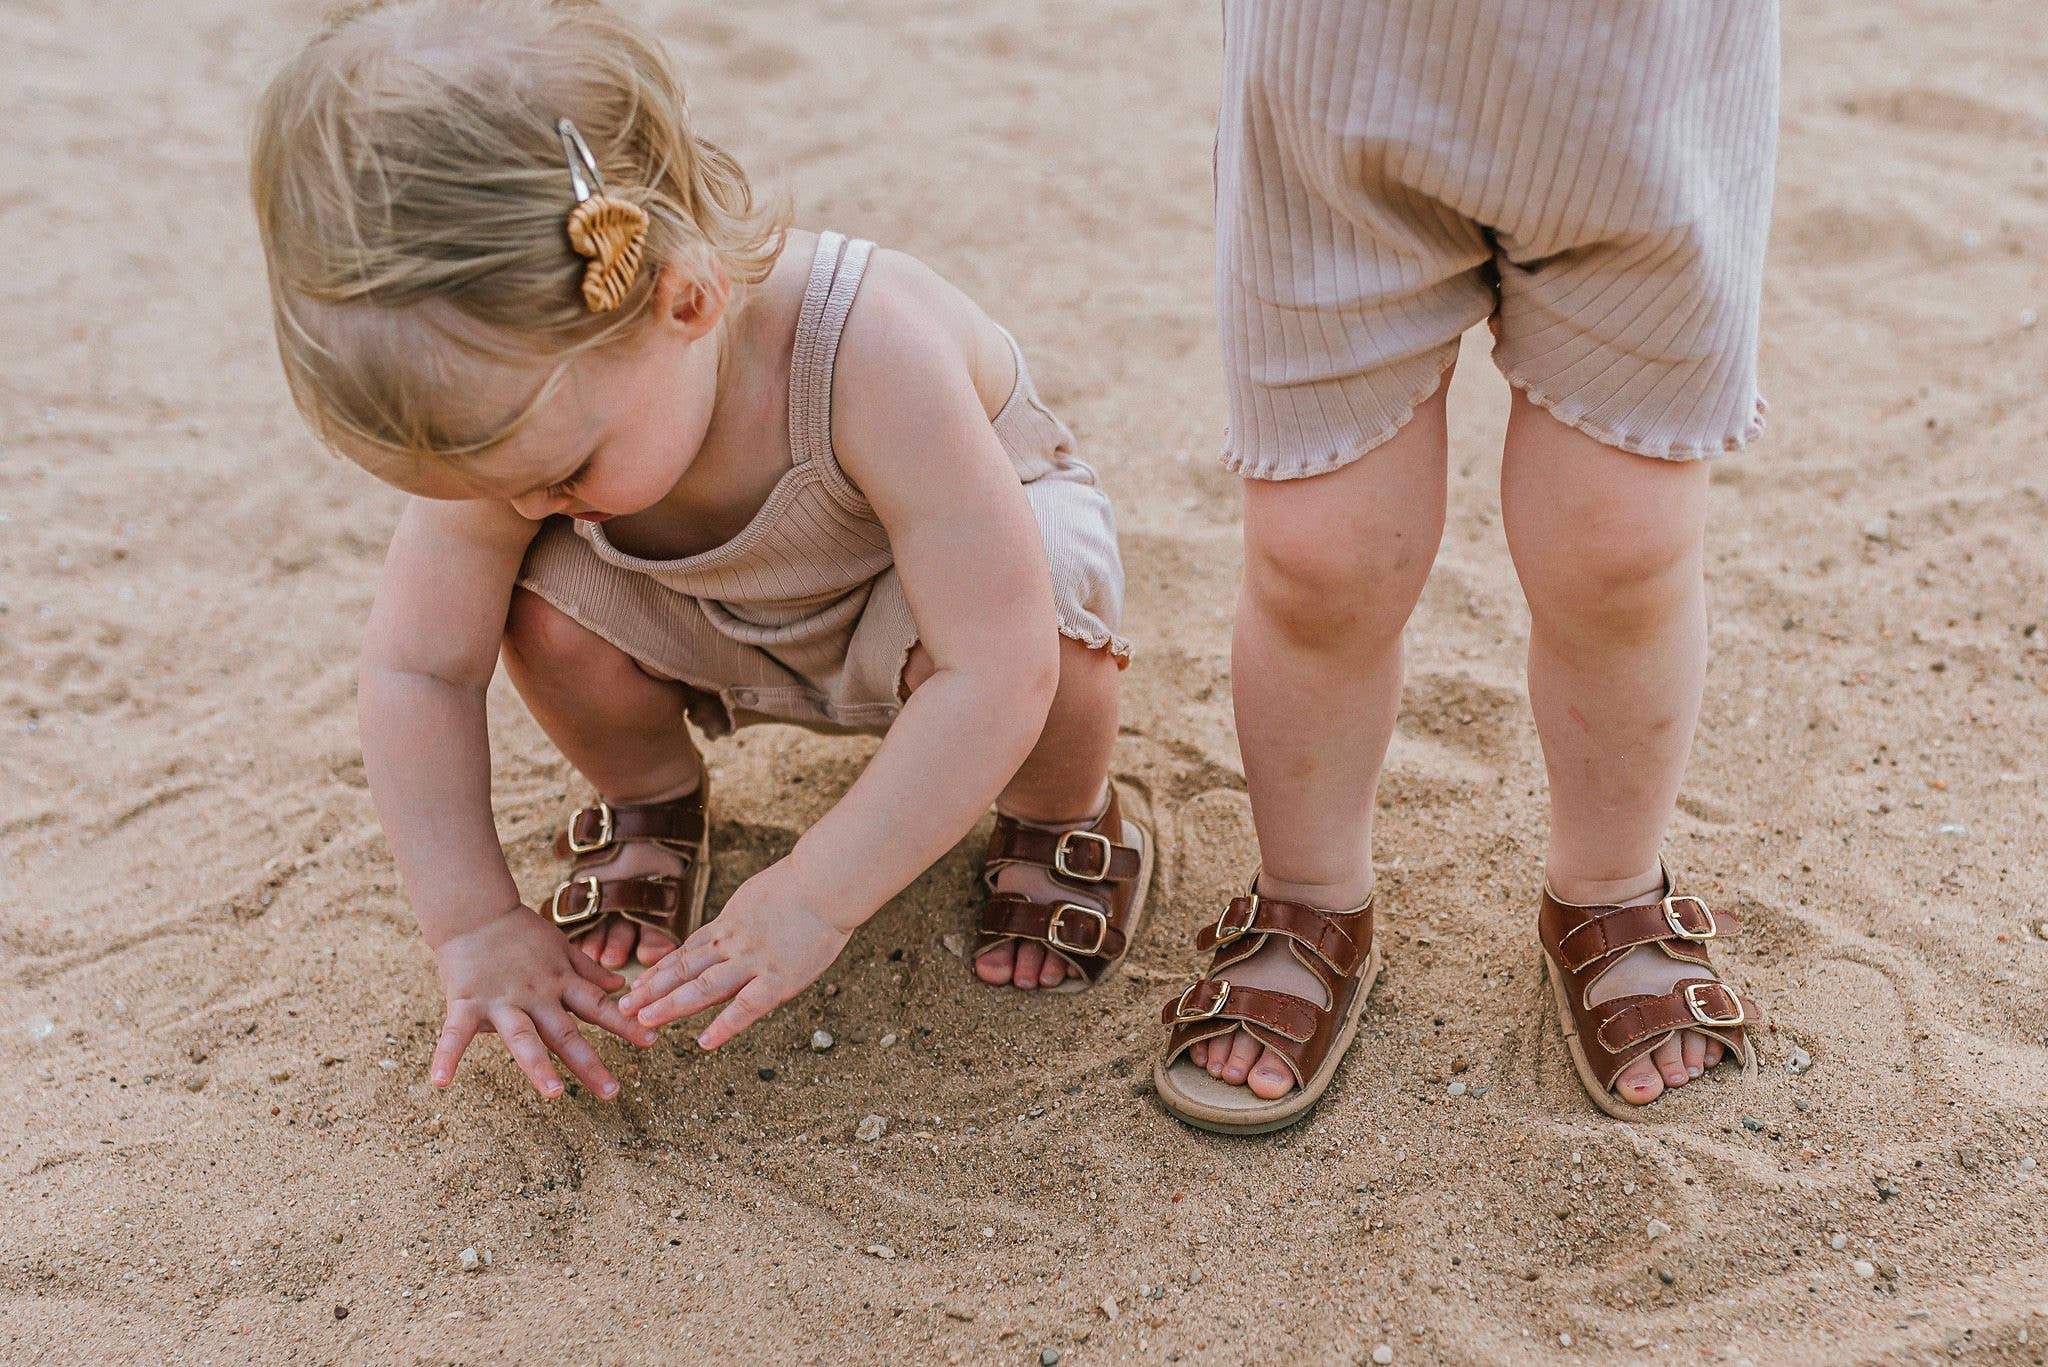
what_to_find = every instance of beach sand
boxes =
[4,1,2046,1361]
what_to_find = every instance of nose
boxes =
[508,489,566,521]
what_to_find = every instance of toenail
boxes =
[1688,1066,1702,1078]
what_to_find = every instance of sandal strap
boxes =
[1539,878,1763,1094]
[1555,896,1736,973]
[1592,978,1761,1056]
[547,875,680,934]
[552,787,708,860]
[982,821,1142,886]
[1194,894,1368,976]
[1156,977,1322,1042]
[978,893,1128,964]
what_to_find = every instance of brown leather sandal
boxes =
[971,780,1154,994]
[547,780,713,977]
[1153,881,1382,1135]
[1538,863,1762,1119]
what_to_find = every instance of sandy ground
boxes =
[5,1,2048,1362]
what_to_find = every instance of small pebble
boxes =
[880,1033,898,1049]
[1794,1097,1812,1113]
[2022,1156,2037,1172]
[1655,1267,1677,1286]
[758,1067,776,1082]
[1741,1115,1765,1132]
[1099,1296,1119,1321]
[1446,1081,1467,1097]
[810,1030,835,1052]
[856,1114,888,1143]
[1559,1332,1573,1347]
[1041,1350,1062,1366]
[1853,1260,1875,1279]
[1831,1233,1849,1250]
[458,1247,481,1273]
[1938,823,1968,837]
[1645,1219,1671,1240]
[863,1244,896,1260]
[1786,1046,1812,1075]
[334,1305,349,1320]
[1372,1346,1394,1364]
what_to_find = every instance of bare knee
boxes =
[503,589,631,677]
[1242,508,1442,650]
[1513,508,1704,640]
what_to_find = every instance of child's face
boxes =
[346,268,727,523]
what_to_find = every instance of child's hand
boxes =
[429,907,657,1099]
[619,858,854,1050]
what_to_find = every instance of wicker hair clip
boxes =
[557,117,648,313]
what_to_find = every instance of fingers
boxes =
[488,1005,565,1100]
[533,1006,619,1100]
[619,939,723,1014]
[564,977,656,1048]
[430,1006,482,1088]
[634,957,751,1028]
[696,975,783,1051]
[568,944,627,994]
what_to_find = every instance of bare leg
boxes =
[501,589,705,970]
[1499,391,1724,1105]
[915,634,1123,991]
[1191,382,1451,1097]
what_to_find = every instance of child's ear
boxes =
[653,260,731,342]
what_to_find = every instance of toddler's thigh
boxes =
[1217,0,1492,484]
[1488,5,1780,463]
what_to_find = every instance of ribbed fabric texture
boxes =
[519,231,1130,737]
[1218,0,1779,478]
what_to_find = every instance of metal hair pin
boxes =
[557,117,648,313]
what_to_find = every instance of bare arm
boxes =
[358,497,538,946]
[360,497,652,1094]
[623,258,1062,1045]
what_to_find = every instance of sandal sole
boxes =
[1151,942,1383,1136]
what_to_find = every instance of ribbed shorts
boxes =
[1217,0,1780,479]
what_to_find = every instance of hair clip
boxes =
[558,117,649,313]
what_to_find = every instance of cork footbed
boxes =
[1153,942,1382,1136]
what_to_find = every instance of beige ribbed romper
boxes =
[517,231,1130,739]
[1219,0,1780,477]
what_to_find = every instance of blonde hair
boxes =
[250,0,786,465]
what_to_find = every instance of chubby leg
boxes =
[903,634,1122,990]
[1191,382,1451,1097]
[501,589,706,969]
[1499,391,1723,1105]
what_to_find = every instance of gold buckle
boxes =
[549,875,603,928]
[1045,902,1109,956]
[1173,980,1230,1022]
[1053,829,1114,883]
[1213,894,1259,945]
[1683,982,1744,1027]
[565,802,614,854]
[1662,896,1716,942]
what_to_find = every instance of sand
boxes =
[5,0,2047,1361]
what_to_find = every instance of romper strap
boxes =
[786,231,877,504]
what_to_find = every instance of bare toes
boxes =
[1190,1039,1209,1070]
[1704,1038,1725,1069]
[975,941,1015,985]
[1651,1034,1689,1088]
[1222,1030,1261,1084]
[1012,941,1045,990]
[1206,1033,1230,1078]
[1682,1031,1705,1079]
[1038,952,1067,988]
[1246,1047,1295,1100]
[638,927,677,967]
[600,919,634,970]
[1614,1053,1666,1106]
